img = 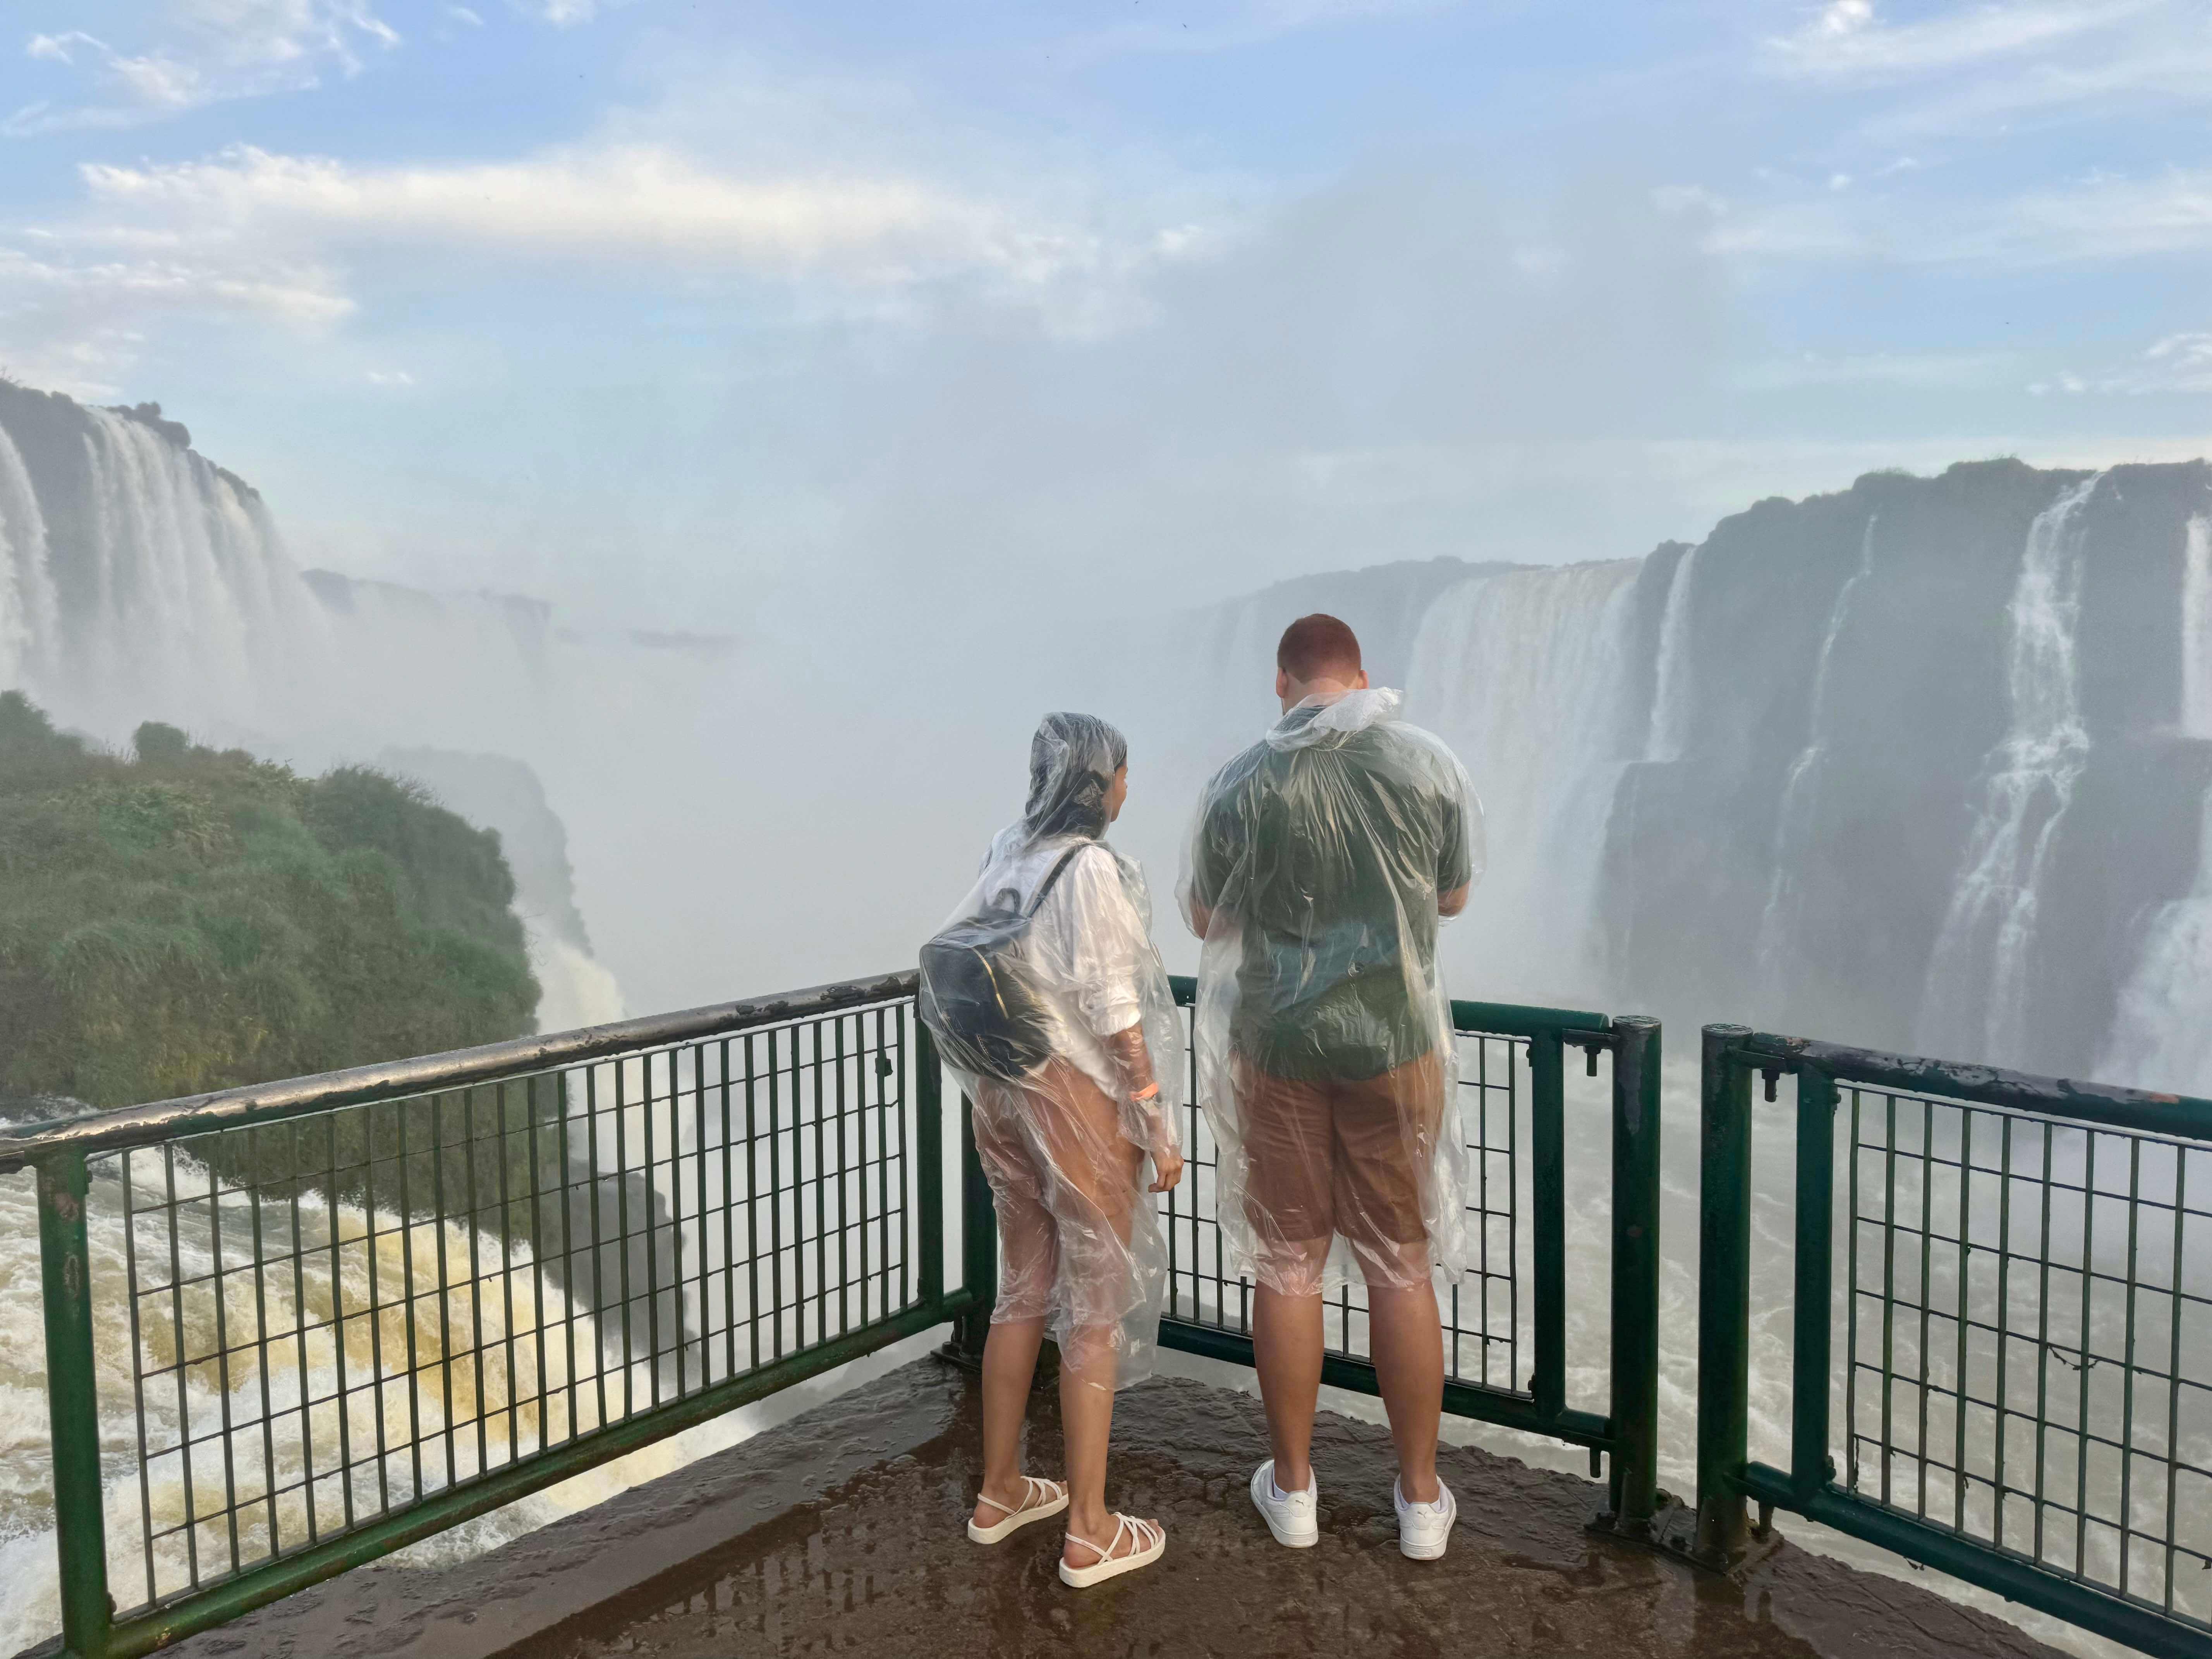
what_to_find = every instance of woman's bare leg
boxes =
[1058,1326,1119,1551]
[974,1316,1049,1526]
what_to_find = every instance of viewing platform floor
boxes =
[168,1359,2067,1659]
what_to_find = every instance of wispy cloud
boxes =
[2032,331,2212,393]
[7,1,401,135]
[77,142,1095,286]
[1766,0,2151,81]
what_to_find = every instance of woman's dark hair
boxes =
[1023,712,1128,840]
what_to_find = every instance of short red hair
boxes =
[1276,613,1363,683]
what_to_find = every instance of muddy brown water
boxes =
[164,1358,2066,1659]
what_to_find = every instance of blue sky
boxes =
[4,0,2211,627]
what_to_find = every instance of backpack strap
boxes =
[1025,843,1091,918]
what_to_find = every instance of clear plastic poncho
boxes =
[920,713,1184,1392]
[1180,688,1484,1298]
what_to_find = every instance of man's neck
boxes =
[1280,678,1356,714]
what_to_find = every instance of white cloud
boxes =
[365,367,415,385]
[2032,331,2212,393]
[1767,0,2150,81]
[7,1,400,134]
[76,143,1085,287]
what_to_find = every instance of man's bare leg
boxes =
[1252,1283,1325,1492]
[1366,1277,1443,1502]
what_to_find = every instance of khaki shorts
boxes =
[1235,1049,1444,1294]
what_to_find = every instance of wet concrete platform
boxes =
[173,1358,2066,1659]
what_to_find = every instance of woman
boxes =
[920,713,1185,1589]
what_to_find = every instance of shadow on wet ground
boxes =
[162,1357,2068,1659]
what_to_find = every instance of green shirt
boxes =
[1189,701,1474,1082]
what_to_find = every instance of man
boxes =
[1182,613,1481,1561]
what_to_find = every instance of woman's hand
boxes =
[1149,1144,1184,1193]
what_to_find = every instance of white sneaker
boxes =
[1395,1476,1455,1560]
[1250,1459,1319,1548]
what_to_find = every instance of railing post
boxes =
[1528,1030,1566,1420]
[947,1091,998,1364]
[1792,1066,1839,1501]
[914,1021,944,1309]
[1695,1024,1754,1565]
[1606,1016,1662,1534]
[39,1149,113,1659]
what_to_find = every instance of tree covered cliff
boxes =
[0,692,540,1110]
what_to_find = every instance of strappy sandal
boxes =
[967,1475,1069,1544]
[1058,1514,1166,1588]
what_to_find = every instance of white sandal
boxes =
[1058,1514,1166,1588]
[967,1475,1069,1544]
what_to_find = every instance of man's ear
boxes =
[1355,668,1371,690]
[1275,667,1290,700]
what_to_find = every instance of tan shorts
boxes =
[1235,1049,1444,1294]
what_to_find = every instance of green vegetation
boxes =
[0,691,541,1111]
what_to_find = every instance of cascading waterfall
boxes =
[2187,513,2212,742]
[0,1152,618,1656]
[1644,542,1698,763]
[0,428,59,690]
[1752,515,1878,1018]
[1406,560,1641,1001]
[1915,475,2104,1068]
[2099,512,2212,1094]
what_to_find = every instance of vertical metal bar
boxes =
[2033,1118,2054,1565]
[247,1144,278,1561]
[2117,1137,2142,1596]
[430,1097,457,1492]
[1994,1111,2015,1551]
[584,1065,607,1434]
[122,1150,158,1606]
[2075,1132,2097,1578]
[1953,1109,1973,1535]
[164,1144,201,1583]
[915,1020,944,1309]
[768,1028,786,1358]
[958,1086,996,1361]
[1695,1024,1754,1565]
[325,1115,356,1532]
[1846,1087,1862,1496]
[835,1015,851,1338]
[1793,1066,1839,1500]
[614,1059,634,1416]
[641,1055,660,1407]
[1881,1094,1898,1508]
[1916,1097,1935,1520]
[744,1034,762,1371]
[720,1039,738,1382]
[39,1149,115,1659]
[207,1137,242,1575]
[2163,1143,2189,1613]
[1606,1016,1662,1531]
[1528,1029,1566,1420]
[694,1042,710,1388]
[874,1011,892,1323]
[464,1088,488,1484]
[812,1020,829,1347]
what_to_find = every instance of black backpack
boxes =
[919,845,1087,1082]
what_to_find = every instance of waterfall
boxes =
[1644,542,1699,763]
[1915,474,2104,1066]
[2186,515,2212,739]
[0,428,59,691]
[1752,515,1879,1015]
[1407,560,1642,1003]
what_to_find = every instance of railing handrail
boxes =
[0,970,920,1174]
[1718,1025,2212,1142]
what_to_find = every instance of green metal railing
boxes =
[1694,1024,2212,1659]
[6,963,1667,1659]
[0,972,981,1659]
[1154,977,1665,1534]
